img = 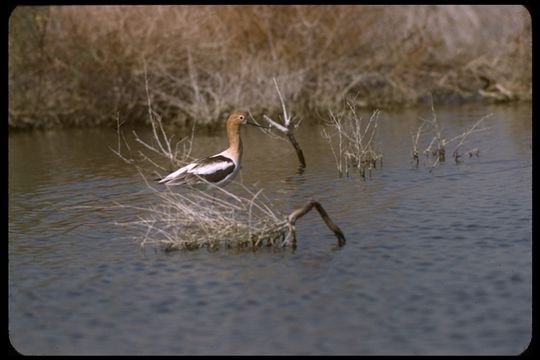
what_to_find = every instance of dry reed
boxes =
[412,97,491,172]
[9,5,531,129]
[322,104,383,179]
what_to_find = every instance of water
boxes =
[9,104,532,355]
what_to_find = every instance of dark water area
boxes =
[9,103,531,355]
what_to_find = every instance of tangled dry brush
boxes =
[9,5,531,129]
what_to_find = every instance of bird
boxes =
[156,111,262,190]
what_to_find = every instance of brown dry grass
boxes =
[9,5,531,129]
[322,105,383,179]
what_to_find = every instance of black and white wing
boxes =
[157,155,235,186]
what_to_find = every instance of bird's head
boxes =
[227,111,265,128]
[228,112,248,126]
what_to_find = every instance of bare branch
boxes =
[260,78,307,168]
[284,200,346,249]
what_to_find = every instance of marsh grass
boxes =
[110,65,197,178]
[114,181,345,252]
[412,98,491,172]
[322,104,383,179]
[9,5,531,129]
[114,180,290,252]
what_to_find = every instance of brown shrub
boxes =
[9,5,531,129]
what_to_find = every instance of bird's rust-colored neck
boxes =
[226,119,243,158]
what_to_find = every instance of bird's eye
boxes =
[239,115,245,120]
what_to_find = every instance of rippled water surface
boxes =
[9,104,532,355]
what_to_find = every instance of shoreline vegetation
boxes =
[9,5,531,130]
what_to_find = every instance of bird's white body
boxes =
[158,148,241,189]
[157,112,247,190]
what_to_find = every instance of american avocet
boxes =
[156,111,261,190]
